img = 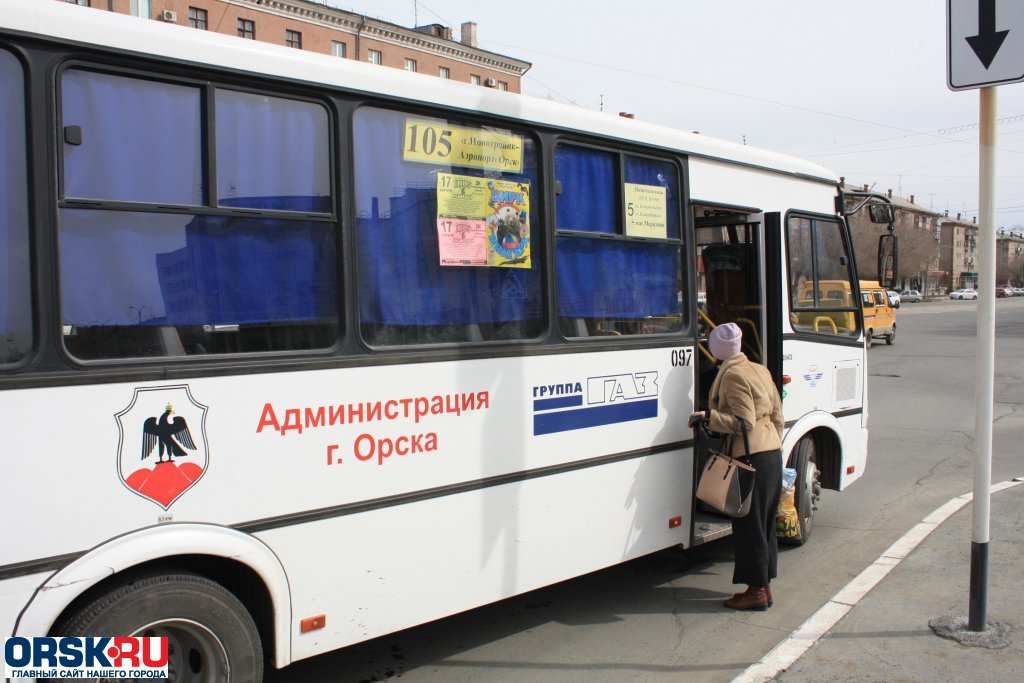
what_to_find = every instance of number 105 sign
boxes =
[403,118,524,173]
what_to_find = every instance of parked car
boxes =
[959,288,979,300]
[949,289,964,299]
[901,289,922,303]
[887,290,901,307]
[996,287,1011,298]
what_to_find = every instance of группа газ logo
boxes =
[115,385,209,510]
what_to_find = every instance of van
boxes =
[860,280,896,347]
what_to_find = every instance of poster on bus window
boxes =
[436,172,531,268]
[624,182,668,239]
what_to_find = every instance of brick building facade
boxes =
[939,215,978,291]
[997,229,1024,286]
[58,0,530,92]
[844,184,946,295]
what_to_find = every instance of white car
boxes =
[901,289,922,303]
[887,290,901,307]
[951,288,979,300]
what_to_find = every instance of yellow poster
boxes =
[436,173,531,268]
[404,119,523,173]
[624,182,668,239]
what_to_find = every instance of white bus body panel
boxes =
[1,348,694,661]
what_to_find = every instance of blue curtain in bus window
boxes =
[216,90,331,213]
[557,237,679,317]
[624,156,680,239]
[555,145,617,233]
[61,70,204,206]
[0,51,32,364]
[59,210,337,326]
[352,108,542,326]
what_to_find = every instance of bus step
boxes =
[692,512,733,546]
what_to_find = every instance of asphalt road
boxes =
[270,298,1024,683]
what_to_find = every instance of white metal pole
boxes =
[970,85,997,631]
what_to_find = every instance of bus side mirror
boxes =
[878,233,898,290]
[869,203,895,224]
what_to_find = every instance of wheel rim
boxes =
[802,458,819,531]
[134,619,230,682]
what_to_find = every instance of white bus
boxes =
[1,2,897,679]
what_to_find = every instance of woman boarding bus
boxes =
[0,2,896,679]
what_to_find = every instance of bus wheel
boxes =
[866,329,873,348]
[886,325,896,345]
[57,573,263,682]
[786,437,820,546]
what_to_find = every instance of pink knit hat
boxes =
[709,322,742,361]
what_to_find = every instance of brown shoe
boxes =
[731,586,773,607]
[724,587,769,611]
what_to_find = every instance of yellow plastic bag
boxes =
[777,472,801,540]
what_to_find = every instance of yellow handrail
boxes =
[813,316,839,334]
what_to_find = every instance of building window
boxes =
[286,30,302,49]
[130,0,151,18]
[352,107,543,346]
[58,71,338,360]
[498,81,508,91]
[404,58,417,72]
[470,74,481,86]
[438,66,450,79]
[554,145,683,337]
[188,7,207,30]
[331,41,347,58]
[368,49,382,65]
[0,50,32,365]
[237,19,255,40]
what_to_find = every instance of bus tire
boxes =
[56,572,263,682]
[886,324,895,345]
[785,437,819,546]
[865,329,873,348]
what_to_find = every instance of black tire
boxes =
[56,572,263,683]
[784,437,820,546]
[886,324,895,345]
[866,329,873,349]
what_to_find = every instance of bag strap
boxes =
[738,416,751,458]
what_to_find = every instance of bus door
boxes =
[690,205,765,544]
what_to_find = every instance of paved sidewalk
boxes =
[777,483,1024,682]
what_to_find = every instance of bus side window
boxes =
[352,107,544,346]
[862,292,874,307]
[786,215,858,337]
[555,145,684,337]
[59,69,339,360]
[0,50,32,366]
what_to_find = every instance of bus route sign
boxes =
[948,0,1024,90]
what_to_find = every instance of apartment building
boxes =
[58,0,531,92]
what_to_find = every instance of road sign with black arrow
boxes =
[948,0,1024,90]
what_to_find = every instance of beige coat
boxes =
[707,353,784,457]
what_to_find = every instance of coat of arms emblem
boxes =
[115,385,209,509]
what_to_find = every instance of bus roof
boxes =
[4,0,838,184]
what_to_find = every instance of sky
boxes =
[321,0,1024,227]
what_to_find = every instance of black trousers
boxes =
[731,449,783,587]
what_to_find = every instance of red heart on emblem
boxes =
[125,462,204,508]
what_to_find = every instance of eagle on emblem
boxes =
[141,403,197,463]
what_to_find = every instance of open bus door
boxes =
[690,206,770,546]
